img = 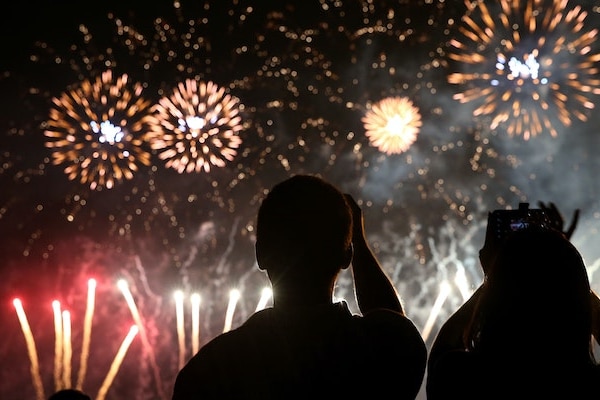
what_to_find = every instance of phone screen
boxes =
[490,208,549,241]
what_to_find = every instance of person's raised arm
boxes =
[427,286,482,371]
[344,194,403,315]
[591,289,600,344]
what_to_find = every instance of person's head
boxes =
[48,389,92,400]
[467,229,594,361]
[255,175,353,291]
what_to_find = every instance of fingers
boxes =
[537,201,579,240]
[564,209,580,239]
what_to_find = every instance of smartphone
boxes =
[488,202,550,241]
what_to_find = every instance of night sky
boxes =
[3,1,600,399]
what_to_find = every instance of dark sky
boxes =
[2,1,600,399]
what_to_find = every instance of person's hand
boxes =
[343,193,404,314]
[480,202,580,274]
[537,201,579,240]
[344,193,365,243]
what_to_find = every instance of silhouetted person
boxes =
[172,174,427,399]
[427,228,600,399]
[428,202,588,368]
[47,389,92,400]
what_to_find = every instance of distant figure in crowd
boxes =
[172,174,427,399]
[427,210,600,399]
[47,389,92,400]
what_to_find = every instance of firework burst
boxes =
[44,70,153,190]
[362,96,422,155]
[145,79,244,174]
[446,0,600,139]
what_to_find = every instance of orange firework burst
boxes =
[145,79,244,173]
[447,0,600,139]
[362,97,422,155]
[44,70,153,190]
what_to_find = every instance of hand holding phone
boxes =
[479,202,550,274]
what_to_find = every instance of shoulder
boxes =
[359,307,420,329]
[354,309,428,390]
[185,316,265,362]
[359,309,426,350]
[431,349,475,371]
[175,308,281,370]
[426,350,481,400]
[172,326,260,400]
[357,308,427,357]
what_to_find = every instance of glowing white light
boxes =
[191,293,201,355]
[91,121,125,144]
[223,289,241,333]
[184,116,206,131]
[255,287,273,311]
[421,281,451,342]
[505,52,541,80]
[174,290,186,370]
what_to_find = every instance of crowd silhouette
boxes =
[33,175,600,400]
[169,174,600,399]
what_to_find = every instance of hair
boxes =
[465,229,595,362]
[48,389,92,400]
[255,174,352,280]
